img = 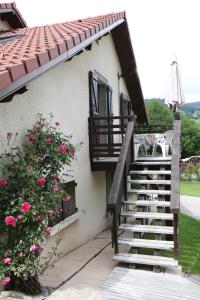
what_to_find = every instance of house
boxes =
[0,2,181,271]
[0,2,147,256]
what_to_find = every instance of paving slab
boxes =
[40,230,112,290]
[46,239,116,299]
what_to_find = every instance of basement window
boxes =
[48,180,79,237]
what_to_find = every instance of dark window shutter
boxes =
[107,85,113,117]
[89,71,98,115]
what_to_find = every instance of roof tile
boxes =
[0,70,12,90]
[0,12,125,92]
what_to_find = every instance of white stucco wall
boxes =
[0,34,130,256]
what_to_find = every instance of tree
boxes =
[145,99,200,158]
[146,99,173,124]
[181,114,200,158]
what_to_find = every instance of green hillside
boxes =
[145,99,200,120]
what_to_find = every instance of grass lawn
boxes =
[137,214,200,274]
[180,181,200,197]
[164,214,200,274]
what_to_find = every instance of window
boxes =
[120,93,132,117]
[89,71,113,146]
[49,180,77,227]
[89,70,113,117]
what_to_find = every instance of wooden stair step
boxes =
[113,253,178,267]
[119,224,173,235]
[128,179,171,185]
[128,189,171,195]
[135,156,171,161]
[132,161,171,166]
[118,238,174,250]
[123,200,171,207]
[121,211,173,220]
[129,170,171,175]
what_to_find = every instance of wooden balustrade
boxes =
[107,120,134,253]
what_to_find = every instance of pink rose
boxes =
[30,245,37,252]
[27,135,37,142]
[1,277,11,286]
[0,179,8,187]
[37,248,44,255]
[35,214,43,222]
[45,137,52,145]
[3,257,12,265]
[19,252,23,257]
[55,121,60,126]
[45,227,52,236]
[58,144,68,153]
[51,180,58,184]
[69,150,75,158]
[37,177,46,186]
[20,202,31,212]
[17,215,24,220]
[47,210,54,216]
[52,187,60,192]
[5,216,16,227]
[52,175,58,179]
[19,240,23,244]
[63,195,72,202]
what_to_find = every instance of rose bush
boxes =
[0,113,82,294]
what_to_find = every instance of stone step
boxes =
[119,224,173,235]
[118,238,174,250]
[128,179,171,185]
[129,170,171,175]
[128,189,171,195]
[123,200,171,207]
[113,253,178,267]
[121,211,173,220]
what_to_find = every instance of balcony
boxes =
[88,115,134,171]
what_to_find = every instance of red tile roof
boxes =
[0,11,125,93]
[0,6,148,122]
[0,2,27,28]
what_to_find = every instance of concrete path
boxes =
[180,195,200,220]
[40,230,117,300]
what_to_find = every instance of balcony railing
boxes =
[88,115,134,169]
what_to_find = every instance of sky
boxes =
[5,0,200,102]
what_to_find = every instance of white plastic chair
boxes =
[152,130,173,157]
[134,135,147,158]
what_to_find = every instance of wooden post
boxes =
[174,213,179,258]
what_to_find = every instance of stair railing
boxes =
[170,112,181,258]
[107,120,134,254]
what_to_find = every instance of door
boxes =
[89,71,113,154]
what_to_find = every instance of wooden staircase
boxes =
[113,158,179,269]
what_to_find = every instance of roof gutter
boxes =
[0,19,124,102]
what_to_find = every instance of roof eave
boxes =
[0,3,27,28]
[0,19,124,102]
[111,19,148,124]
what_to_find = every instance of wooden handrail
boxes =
[170,117,181,213]
[107,120,134,253]
[89,115,134,121]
